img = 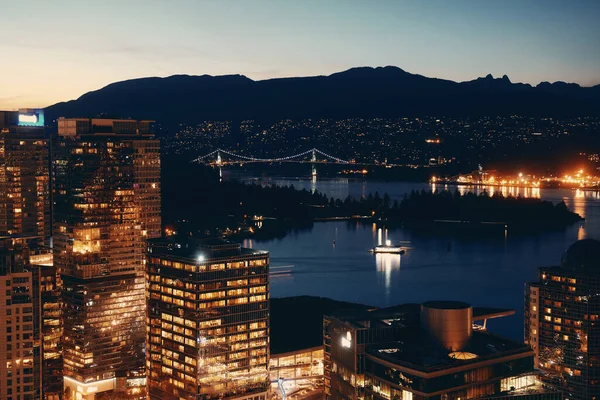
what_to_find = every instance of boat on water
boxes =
[369,245,406,255]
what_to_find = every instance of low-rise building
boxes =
[326,301,562,400]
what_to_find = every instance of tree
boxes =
[383,193,391,209]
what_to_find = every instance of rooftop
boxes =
[328,304,515,329]
[369,329,530,373]
[327,303,421,330]
[57,117,154,136]
[147,237,268,262]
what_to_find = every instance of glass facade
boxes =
[54,118,161,399]
[270,347,324,398]
[324,307,419,400]
[0,111,50,245]
[364,354,533,400]
[146,239,270,400]
[526,266,600,400]
[30,253,63,400]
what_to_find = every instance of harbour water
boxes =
[234,175,600,340]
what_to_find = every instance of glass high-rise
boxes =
[53,118,161,399]
[146,238,270,400]
[525,239,600,400]
[0,109,50,245]
[0,109,55,400]
[30,250,62,400]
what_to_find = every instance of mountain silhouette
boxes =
[45,66,600,127]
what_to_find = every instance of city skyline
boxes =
[2,0,600,109]
[2,2,600,397]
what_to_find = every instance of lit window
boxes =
[341,331,352,348]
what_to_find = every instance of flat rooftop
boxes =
[327,303,421,329]
[148,237,268,262]
[328,305,515,330]
[369,329,530,373]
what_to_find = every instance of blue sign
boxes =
[17,109,44,127]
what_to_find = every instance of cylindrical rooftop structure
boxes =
[421,301,472,351]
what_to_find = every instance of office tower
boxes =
[525,239,600,400]
[0,109,50,245]
[0,238,42,400]
[146,238,270,400]
[30,251,62,400]
[0,109,53,400]
[53,118,161,399]
[325,301,561,400]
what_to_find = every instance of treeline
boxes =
[162,159,582,236]
[310,189,581,227]
[347,189,582,227]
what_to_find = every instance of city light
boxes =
[435,168,600,190]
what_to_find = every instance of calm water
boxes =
[233,174,600,341]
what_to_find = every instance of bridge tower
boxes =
[311,149,317,178]
[217,150,223,181]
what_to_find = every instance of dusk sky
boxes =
[1,0,599,109]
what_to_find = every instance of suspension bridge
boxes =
[193,148,351,165]
[193,148,356,177]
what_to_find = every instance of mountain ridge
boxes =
[45,66,600,126]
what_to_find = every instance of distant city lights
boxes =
[434,167,600,190]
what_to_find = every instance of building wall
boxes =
[324,316,408,400]
[270,347,325,399]
[34,259,63,400]
[528,268,600,400]
[0,127,50,245]
[53,131,160,399]
[524,284,540,367]
[0,243,42,400]
[146,246,270,400]
[270,346,324,382]
[365,354,534,400]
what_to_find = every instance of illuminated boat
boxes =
[369,245,405,255]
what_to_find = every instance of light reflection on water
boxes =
[453,184,541,199]
[232,174,600,341]
[375,253,401,301]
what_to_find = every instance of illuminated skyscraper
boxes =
[0,109,50,245]
[0,109,56,400]
[0,238,42,400]
[525,239,600,400]
[146,238,270,400]
[54,118,161,399]
[30,250,63,400]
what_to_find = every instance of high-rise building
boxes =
[53,118,161,399]
[326,301,562,400]
[0,238,42,400]
[525,239,600,400]
[0,109,50,245]
[30,251,63,400]
[146,238,270,400]
[0,108,55,400]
